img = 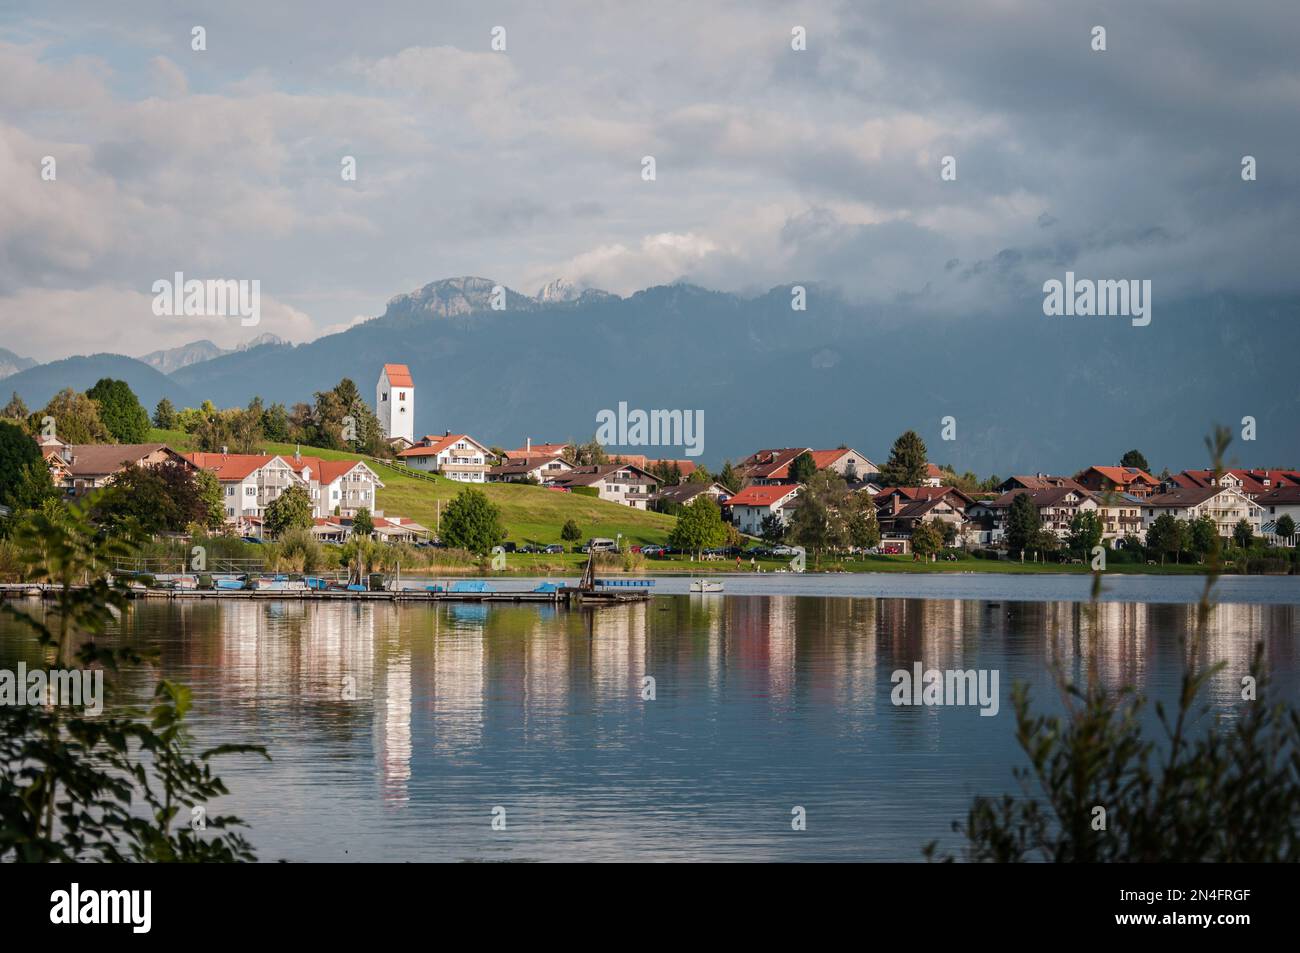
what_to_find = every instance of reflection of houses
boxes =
[397,433,491,483]
[45,442,194,497]
[1141,486,1262,538]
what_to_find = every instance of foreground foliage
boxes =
[0,499,267,862]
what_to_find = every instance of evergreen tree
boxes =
[880,430,928,487]
[790,451,817,484]
[1119,449,1150,472]
[1006,492,1040,556]
[152,398,177,430]
[2,392,29,422]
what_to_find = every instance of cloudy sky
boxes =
[1,0,1297,361]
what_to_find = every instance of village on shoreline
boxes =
[2,363,1299,580]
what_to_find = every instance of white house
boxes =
[397,433,492,482]
[375,363,415,445]
[1141,486,1262,539]
[1256,486,1300,545]
[722,484,801,535]
[487,454,574,483]
[186,451,386,532]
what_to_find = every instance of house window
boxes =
[399,392,406,401]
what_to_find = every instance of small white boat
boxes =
[689,580,724,593]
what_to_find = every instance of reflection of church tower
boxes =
[376,363,414,445]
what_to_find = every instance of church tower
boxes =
[376,364,414,445]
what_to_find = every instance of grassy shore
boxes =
[151,429,676,547]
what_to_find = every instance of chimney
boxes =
[527,437,531,454]
[221,445,228,459]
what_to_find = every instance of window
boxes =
[226,486,235,496]
[246,486,256,496]
[399,392,406,401]
[381,392,387,402]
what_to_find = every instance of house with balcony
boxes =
[488,454,574,484]
[397,433,492,482]
[722,484,801,535]
[968,486,1101,545]
[1140,486,1262,539]
[1075,465,1160,499]
[545,463,660,509]
[44,442,194,497]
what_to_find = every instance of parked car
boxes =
[641,545,665,557]
[584,537,618,553]
[544,544,564,554]
[770,545,797,556]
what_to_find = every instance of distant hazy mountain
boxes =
[166,276,1300,473]
[2,353,200,412]
[139,334,285,373]
[534,278,614,305]
[0,347,37,381]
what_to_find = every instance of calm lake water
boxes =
[2,573,1298,862]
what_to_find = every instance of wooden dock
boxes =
[0,583,650,606]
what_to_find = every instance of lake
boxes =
[2,573,1297,861]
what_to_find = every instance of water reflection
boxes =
[0,594,1295,861]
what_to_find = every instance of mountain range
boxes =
[3,277,1298,474]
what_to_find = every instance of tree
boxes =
[911,519,943,560]
[264,485,314,538]
[194,469,225,529]
[790,451,817,484]
[152,398,177,430]
[32,389,111,445]
[1189,514,1218,560]
[1146,512,1181,565]
[718,460,741,494]
[441,487,504,555]
[0,420,44,508]
[1233,518,1255,549]
[352,507,374,538]
[759,513,787,545]
[1006,493,1040,556]
[1119,449,1150,472]
[1276,514,1296,547]
[845,494,881,550]
[1066,511,1103,556]
[788,470,848,563]
[2,391,29,422]
[87,379,150,444]
[92,463,209,536]
[561,518,582,542]
[669,496,728,559]
[880,430,928,487]
[1,500,265,861]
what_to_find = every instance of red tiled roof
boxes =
[186,452,276,481]
[1087,465,1157,486]
[505,442,568,459]
[382,363,413,387]
[399,434,485,457]
[723,484,800,508]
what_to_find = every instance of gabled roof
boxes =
[736,448,812,480]
[874,485,976,507]
[488,455,572,476]
[1144,486,1247,507]
[399,433,489,458]
[723,484,801,508]
[548,463,657,487]
[59,444,191,478]
[1082,465,1158,487]
[186,451,280,481]
[504,442,569,460]
[1255,486,1300,505]
[654,482,729,504]
[977,486,1094,510]
[382,363,413,387]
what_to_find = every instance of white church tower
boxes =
[376,363,415,445]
